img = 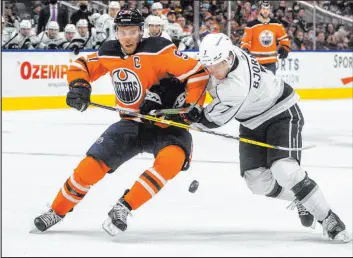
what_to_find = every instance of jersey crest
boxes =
[112,68,143,105]
[259,30,274,47]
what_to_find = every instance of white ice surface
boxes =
[2,99,353,257]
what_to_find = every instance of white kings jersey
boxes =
[95,14,115,42]
[203,46,299,130]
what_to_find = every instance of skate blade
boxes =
[333,231,352,243]
[102,217,120,237]
[310,221,316,229]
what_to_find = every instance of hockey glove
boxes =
[66,79,91,112]
[179,104,203,124]
[139,88,163,115]
[278,46,289,59]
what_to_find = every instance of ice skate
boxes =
[102,198,132,236]
[33,209,63,232]
[320,210,352,243]
[287,200,315,228]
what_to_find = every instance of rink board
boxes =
[2,50,352,111]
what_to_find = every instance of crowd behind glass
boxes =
[2,0,353,53]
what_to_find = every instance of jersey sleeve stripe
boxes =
[278,34,289,41]
[177,62,202,81]
[187,74,209,84]
[70,62,87,72]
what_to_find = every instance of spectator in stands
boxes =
[37,0,68,35]
[215,10,227,33]
[316,31,329,50]
[291,29,306,50]
[141,5,150,19]
[326,23,335,37]
[4,4,20,35]
[70,0,93,30]
[30,2,42,30]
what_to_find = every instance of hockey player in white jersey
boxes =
[95,1,120,48]
[75,19,96,49]
[195,33,351,243]
[144,2,168,32]
[60,24,77,49]
[142,15,171,41]
[36,21,65,49]
[2,16,10,47]
[3,20,37,49]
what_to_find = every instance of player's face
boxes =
[20,28,32,37]
[152,8,162,16]
[109,8,119,18]
[117,26,141,54]
[261,7,270,18]
[204,60,229,80]
[149,24,161,36]
[48,29,58,39]
[65,31,76,41]
[78,27,88,37]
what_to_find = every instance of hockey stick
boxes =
[89,102,315,151]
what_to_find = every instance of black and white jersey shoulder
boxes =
[203,46,299,130]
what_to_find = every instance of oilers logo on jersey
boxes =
[259,30,274,47]
[112,68,143,105]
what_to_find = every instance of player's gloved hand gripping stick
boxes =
[89,102,315,151]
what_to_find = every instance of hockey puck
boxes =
[189,180,199,193]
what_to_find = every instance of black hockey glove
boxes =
[179,104,203,124]
[66,79,91,112]
[139,88,163,115]
[278,46,289,59]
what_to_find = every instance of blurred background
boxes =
[1,0,353,51]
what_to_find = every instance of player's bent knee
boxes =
[154,145,185,181]
[270,157,306,189]
[74,155,110,186]
[243,167,279,196]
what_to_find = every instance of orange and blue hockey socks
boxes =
[51,156,110,216]
[124,145,186,210]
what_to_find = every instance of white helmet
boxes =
[148,15,163,26]
[47,21,59,30]
[109,1,120,9]
[151,2,163,10]
[199,33,235,67]
[20,19,32,29]
[65,24,77,33]
[76,19,88,28]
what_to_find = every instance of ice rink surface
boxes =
[2,99,353,257]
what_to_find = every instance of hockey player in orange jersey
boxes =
[241,1,290,74]
[33,8,208,236]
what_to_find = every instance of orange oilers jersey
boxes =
[67,37,209,115]
[240,18,290,65]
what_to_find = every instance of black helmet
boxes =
[261,1,271,8]
[114,8,144,28]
